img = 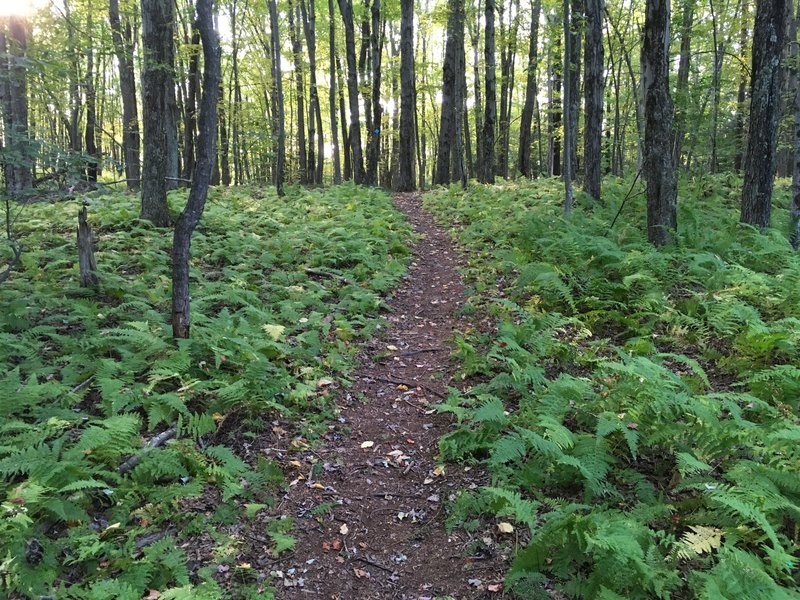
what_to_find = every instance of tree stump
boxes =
[77,204,99,287]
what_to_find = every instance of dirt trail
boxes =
[269,193,505,599]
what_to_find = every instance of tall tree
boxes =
[395,0,415,191]
[339,0,366,183]
[562,0,574,216]
[84,10,99,184]
[0,16,32,194]
[300,0,324,184]
[671,0,693,168]
[642,0,677,245]
[268,0,286,196]
[109,0,141,190]
[172,0,220,338]
[566,0,580,181]
[741,0,787,228]
[792,1,800,248]
[518,0,541,179]
[328,0,342,183]
[366,0,383,185]
[140,0,175,226]
[435,0,465,184]
[583,0,604,201]
[288,1,308,184]
[479,0,496,183]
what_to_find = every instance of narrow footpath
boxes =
[271,193,506,599]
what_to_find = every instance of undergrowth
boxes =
[425,176,800,599]
[0,184,411,598]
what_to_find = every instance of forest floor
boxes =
[251,193,508,599]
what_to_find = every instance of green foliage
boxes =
[0,184,410,597]
[425,177,800,599]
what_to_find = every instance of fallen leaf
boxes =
[340,523,349,535]
[627,422,639,430]
[497,522,514,534]
[360,441,375,449]
[317,378,334,388]
[432,465,445,477]
[331,539,342,551]
[353,567,370,579]
[488,583,502,592]
[288,460,304,468]
[468,578,482,587]
[397,384,408,391]
[387,345,398,351]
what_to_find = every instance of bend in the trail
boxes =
[266,192,506,599]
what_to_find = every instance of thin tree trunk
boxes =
[469,0,483,177]
[643,0,677,246]
[172,0,220,339]
[366,0,383,185]
[288,1,308,184]
[301,0,325,184]
[518,0,541,179]
[583,0,603,200]
[480,0,496,183]
[567,0,581,181]
[671,0,693,168]
[435,0,463,184]
[85,14,99,184]
[339,0,366,183]
[791,1,800,247]
[741,0,787,228]
[268,0,286,196]
[734,0,749,172]
[396,0,415,191]
[182,25,201,183]
[328,0,342,183]
[563,0,574,216]
[336,55,351,180]
[109,0,141,190]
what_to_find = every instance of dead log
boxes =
[77,203,99,287]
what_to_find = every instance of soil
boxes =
[257,193,509,599]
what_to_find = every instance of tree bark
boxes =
[328,0,342,183]
[671,0,693,168]
[518,0,541,179]
[643,0,677,246]
[741,0,787,229]
[171,0,220,339]
[480,0,497,183]
[109,0,141,190]
[141,0,175,226]
[567,0,581,182]
[562,0,574,216]
[268,0,286,196]
[734,0,749,173]
[395,0,416,191]
[339,0,366,183]
[78,205,99,288]
[1,17,31,194]
[583,0,603,201]
[435,0,465,185]
[288,1,308,184]
[366,0,383,185]
[792,1,800,248]
[301,0,325,184]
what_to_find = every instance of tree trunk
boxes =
[567,0,581,181]
[671,0,693,168]
[339,0,366,183]
[518,0,541,179]
[498,0,519,179]
[563,0,574,216]
[396,0,415,191]
[366,0,383,185]
[85,19,99,185]
[480,0,496,183]
[469,1,483,177]
[172,0,220,339]
[328,0,342,183]
[741,0,787,228]
[734,0,749,173]
[435,0,465,185]
[78,205,99,287]
[301,0,325,184]
[1,17,31,194]
[583,0,603,201]
[288,1,308,185]
[181,26,200,183]
[109,0,141,190]
[643,0,677,246]
[141,0,175,226]
[268,0,286,196]
[791,1,800,248]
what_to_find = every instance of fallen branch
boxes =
[70,376,95,394]
[352,556,396,573]
[118,427,176,474]
[304,268,351,284]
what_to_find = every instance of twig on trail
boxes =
[70,376,95,394]
[607,167,644,234]
[366,376,446,399]
[397,347,446,357]
[371,492,421,499]
[353,556,396,573]
[304,268,351,284]
[118,427,177,474]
